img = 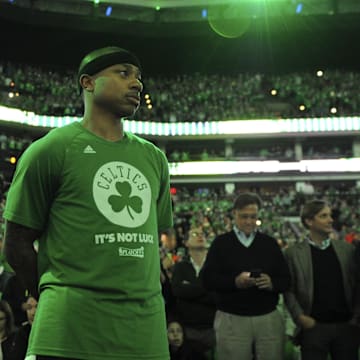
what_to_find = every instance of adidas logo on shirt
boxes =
[83,145,96,154]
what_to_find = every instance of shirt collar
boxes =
[307,237,331,250]
[233,225,256,248]
[189,256,205,277]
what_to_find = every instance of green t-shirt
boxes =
[4,122,173,359]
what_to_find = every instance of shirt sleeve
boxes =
[156,150,173,232]
[3,135,64,231]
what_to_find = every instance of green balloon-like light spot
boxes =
[208,2,252,39]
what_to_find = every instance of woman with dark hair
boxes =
[12,296,38,360]
[167,318,208,360]
[0,299,16,359]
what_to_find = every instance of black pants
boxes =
[300,322,360,360]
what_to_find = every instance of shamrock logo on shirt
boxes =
[108,181,143,220]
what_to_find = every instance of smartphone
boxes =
[250,269,262,278]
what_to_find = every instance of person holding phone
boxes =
[202,192,291,360]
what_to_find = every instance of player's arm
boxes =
[3,220,41,300]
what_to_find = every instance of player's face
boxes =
[92,63,143,118]
[167,322,184,348]
[306,206,333,237]
[233,203,259,236]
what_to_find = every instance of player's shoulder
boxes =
[19,123,81,163]
[29,122,80,149]
[126,131,166,157]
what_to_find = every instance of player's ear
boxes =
[79,74,94,92]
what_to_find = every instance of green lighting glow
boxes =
[208,2,252,38]
[94,0,100,4]
[155,6,160,11]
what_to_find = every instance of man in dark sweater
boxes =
[202,192,291,360]
[284,199,360,360]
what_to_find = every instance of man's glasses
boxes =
[191,232,204,237]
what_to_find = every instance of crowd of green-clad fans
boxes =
[1,61,360,121]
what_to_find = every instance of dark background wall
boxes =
[1,2,360,75]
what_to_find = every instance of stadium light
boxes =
[2,105,360,136]
[9,156,17,164]
[296,3,303,14]
[168,158,360,176]
[105,6,112,17]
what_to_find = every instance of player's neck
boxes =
[81,115,124,142]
